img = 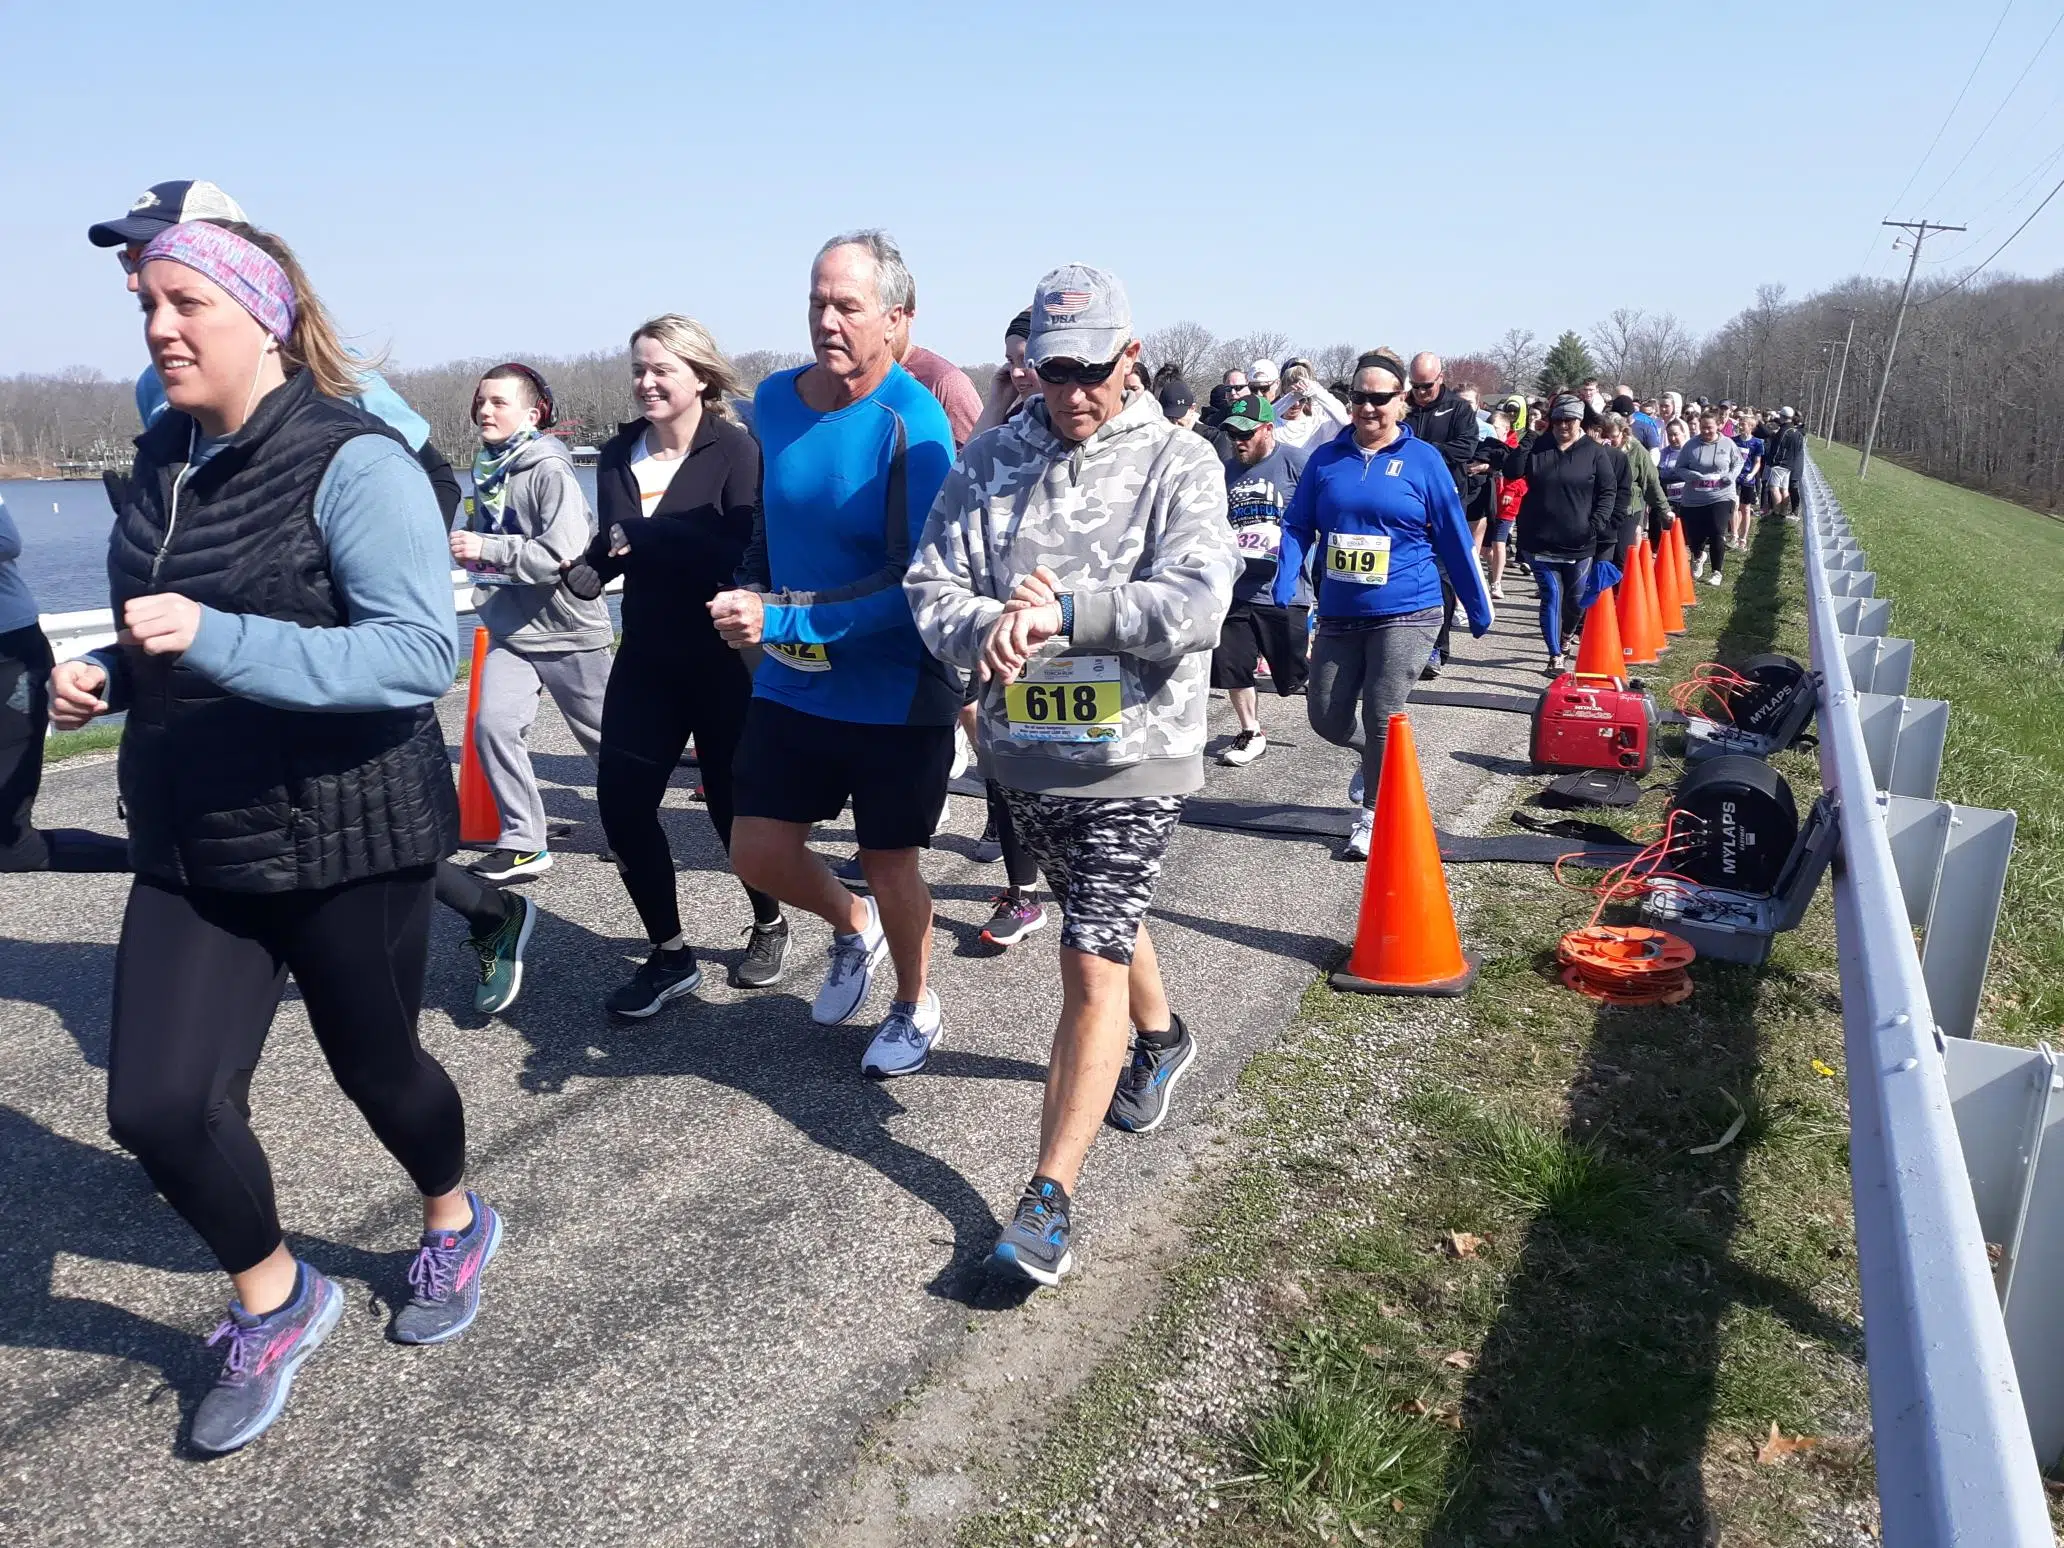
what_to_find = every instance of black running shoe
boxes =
[728,919,790,989]
[470,849,551,882]
[606,947,702,1019]
[1106,1015,1198,1133]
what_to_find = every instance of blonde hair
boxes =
[207,220,377,400]
[629,314,742,425]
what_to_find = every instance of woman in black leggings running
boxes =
[47,218,500,1454]
[566,314,785,1018]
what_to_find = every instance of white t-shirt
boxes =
[629,432,686,514]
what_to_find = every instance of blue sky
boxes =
[4,1,2062,377]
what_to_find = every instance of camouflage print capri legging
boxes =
[997,789,1185,965]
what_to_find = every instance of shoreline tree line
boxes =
[6,272,2060,511]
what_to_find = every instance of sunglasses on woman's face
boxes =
[1349,389,1403,408]
[1034,353,1125,387]
[118,244,146,275]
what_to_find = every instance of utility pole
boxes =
[1814,340,1843,437]
[1824,314,1858,447]
[1859,219,1964,480]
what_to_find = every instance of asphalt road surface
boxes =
[0,606,1542,1547]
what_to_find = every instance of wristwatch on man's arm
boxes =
[1057,592,1074,639]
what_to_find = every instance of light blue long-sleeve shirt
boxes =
[0,495,39,635]
[98,433,456,712]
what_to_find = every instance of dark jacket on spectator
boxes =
[1500,432,1619,560]
[1405,386,1483,502]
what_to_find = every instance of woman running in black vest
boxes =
[48,219,501,1453]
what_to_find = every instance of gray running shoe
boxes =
[988,1178,1075,1287]
[728,919,790,989]
[391,1194,503,1345]
[860,991,944,1079]
[188,1264,346,1453]
[1106,1015,1198,1134]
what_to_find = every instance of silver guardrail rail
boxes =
[1802,454,2050,1544]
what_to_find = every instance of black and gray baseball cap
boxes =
[89,180,249,247]
[1026,263,1132,366]
[1157,378,1196,419]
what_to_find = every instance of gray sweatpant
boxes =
[476,640,610,851]
[1305,607,1443,809]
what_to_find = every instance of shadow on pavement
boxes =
[0,937,116,1067]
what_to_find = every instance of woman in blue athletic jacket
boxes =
[1275,350,1492,860]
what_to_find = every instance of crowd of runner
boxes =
[0,176,1805,1455]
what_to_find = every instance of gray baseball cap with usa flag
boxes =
[1026,263,1132,367]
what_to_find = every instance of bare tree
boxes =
[1488,327,1542,394]
[1143,321,1216,383]
[1588,308,1646,387]
[1306,342,1362,385]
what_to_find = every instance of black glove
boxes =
[561,558,605,601]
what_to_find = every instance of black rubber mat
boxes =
[1406,688,1540,716]
[1176,798,1638,868]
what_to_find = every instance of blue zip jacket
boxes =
[745,363,959,725]
[1273,423,1493,635]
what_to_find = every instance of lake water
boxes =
[2,469,605,616]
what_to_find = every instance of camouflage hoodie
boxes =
[906,387,1236,798]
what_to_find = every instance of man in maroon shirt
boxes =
[888,279,982,447]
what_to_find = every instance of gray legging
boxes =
[1305,606,1444,808]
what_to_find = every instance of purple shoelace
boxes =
[204,1317,269,1384]
[408,1235,463,1303]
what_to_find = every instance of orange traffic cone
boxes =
[1572,586,1626,681]
[1330,715,1477,997]
[1652,533,1686,635]
[457,626,501,845]
[1617,549,1657,666]
[1636,539,1669,656]
[1669,519,1696,608]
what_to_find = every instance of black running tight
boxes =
[597,642,777,946]
[1683,502,1731,573]
[106,866,466,1275]
[987,778,1038,892]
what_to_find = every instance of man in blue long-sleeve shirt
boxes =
[708,230,959,1077]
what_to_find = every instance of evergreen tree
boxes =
[1535,330,1598,397]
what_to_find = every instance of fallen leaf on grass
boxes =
[1441,1349,1477,1370]
[1688,1089,1747,1156]
[1439,1230,1483,1259]
[1397,1398,1429,1416]
[1433,1406,1464,1430]
[1754,1421,1820,1464]
[1811,1059,1838,1078]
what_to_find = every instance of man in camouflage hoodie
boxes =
[906,264,1236,1287]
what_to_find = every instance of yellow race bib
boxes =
[1005,654,1123,743]
[1327,531,1391,585]
[766,642,831,673]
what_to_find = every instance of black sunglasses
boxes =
[1227,423,1265,441]
[1409,379,1441,393]
[1035,353,1126,387]
[1349,389,1403,408]
[117,244,148,275]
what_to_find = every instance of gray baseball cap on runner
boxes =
[1026,264,1132,366]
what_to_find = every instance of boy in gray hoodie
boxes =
[450,364,613,880]
[907,264,1236,1286]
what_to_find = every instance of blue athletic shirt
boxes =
[1735,434,1764,482]
[1272,422,1493,636]
[748,363,959,725]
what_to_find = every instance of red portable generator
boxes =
[1531,673,1657,775]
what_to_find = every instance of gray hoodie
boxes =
[906,388,1236,798]
[1669,433,1746,507]
[466,435,613,653]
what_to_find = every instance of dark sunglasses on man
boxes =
[1409,378,1441,395]
[1035,353,1126,387]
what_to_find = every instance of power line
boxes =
[1915,172,2064,305]
[1918,7,2064,212]
[1860,219,1965,481]
[1858,1,2017,276]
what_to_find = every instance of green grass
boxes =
[41,723,124,763]
[1817,444,2064,1041]
[960,517,1883,1547]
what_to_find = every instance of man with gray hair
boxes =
[706,230,961,1080]
[908,263,1237,1286]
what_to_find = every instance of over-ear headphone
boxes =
[481,361,556,429]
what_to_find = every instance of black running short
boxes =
[1211,600,1304,694]
[732,698,953,851]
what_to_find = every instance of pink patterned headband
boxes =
[139,220,296,341]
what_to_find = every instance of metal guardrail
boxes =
[1802,455,2051,1543]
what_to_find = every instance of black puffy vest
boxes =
[109,371,458,892]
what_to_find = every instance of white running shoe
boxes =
[860,990,944,1079]
[1490,584,1506,600]
[1704,571,1724,587]
[812,896,888,1026]
[1219,729,1267,766]
[1340,806,1374,861]
[1691,554,1708,580]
